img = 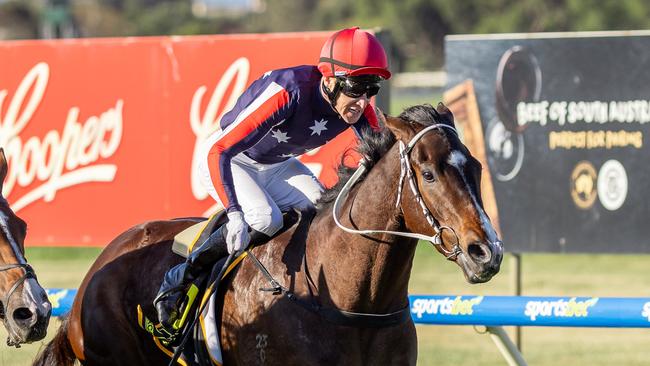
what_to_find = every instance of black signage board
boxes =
[445,32,650,253]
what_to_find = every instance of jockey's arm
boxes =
[204,84,296,214]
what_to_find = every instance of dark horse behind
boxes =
[0,149,51,347]
[34,103,503,365]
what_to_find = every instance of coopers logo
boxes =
[524,297,598,321]
[411,296,484,319]
[0,62,123,212]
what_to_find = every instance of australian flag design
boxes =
[204,65,379,212]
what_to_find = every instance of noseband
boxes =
[333,123,463,259]
[0,264,35,317]
[0,200,36,320]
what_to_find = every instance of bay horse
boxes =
[33,103,503,365]
[0,149,51,347]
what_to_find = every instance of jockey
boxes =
[154,26,391,331]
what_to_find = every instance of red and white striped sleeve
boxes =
[203,81,293,212]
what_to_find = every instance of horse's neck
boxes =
[309,146,417,313]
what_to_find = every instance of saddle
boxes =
[137,210,301,365]
[172,211,226,258]
[137,212,241,365]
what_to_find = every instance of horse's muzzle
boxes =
[3,278,52,346]
[4,300,51,346]
[460,239,503,284]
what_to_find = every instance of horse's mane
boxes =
[317,103,448,208]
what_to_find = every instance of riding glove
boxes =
[225,210,250,254]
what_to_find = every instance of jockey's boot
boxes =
[154,225,229,332]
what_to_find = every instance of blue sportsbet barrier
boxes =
[47,289,650,328]
[407,294,650,366]
[408,294,650,328]
[46,288,77,317]
[48,290,649,365]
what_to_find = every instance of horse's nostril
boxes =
[467,242,491,264]
[13,307,34,322]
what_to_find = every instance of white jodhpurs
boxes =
[199,153,323,236]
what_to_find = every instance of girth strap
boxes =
[316,304,411,328]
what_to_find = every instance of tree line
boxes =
[2,0,650,71]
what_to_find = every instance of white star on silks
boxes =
[271,129,291,143]
[263,71,272,78]
[278,153,297,158]
[309,119,328,136]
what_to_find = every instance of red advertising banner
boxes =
[0,32,362,246]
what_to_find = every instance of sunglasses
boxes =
[337,77,381,98]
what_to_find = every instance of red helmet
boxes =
[318,27,391,80]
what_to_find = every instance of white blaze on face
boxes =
[447,150,499,243]
[447,150,467,170]
[23,278,51,315]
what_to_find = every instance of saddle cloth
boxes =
[143,210,298,365]
[137,252,246,366]
[194,253,248,366]
[174,210,246,365]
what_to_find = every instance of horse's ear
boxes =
[384,116,416,142]
[436,102,455,127]
[0,148,6,194]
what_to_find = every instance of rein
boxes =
[245,123,464,328]
[333,123,463,259]
[247,250,410,328]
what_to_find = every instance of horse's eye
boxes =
[422,170,435,182]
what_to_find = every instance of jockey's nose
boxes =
[357,95,370,108]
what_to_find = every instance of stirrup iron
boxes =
[172,283,200,331]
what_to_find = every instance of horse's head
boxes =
[0,149,51,346]
[385,103,503,283]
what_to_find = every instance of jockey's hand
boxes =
[226,210,250,254]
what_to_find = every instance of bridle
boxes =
[245,123,465,329]
[333,122,463,259]
[0,204,38,347]
[244,122,466,329]
[0,201,35,320]
[0,264,35,318]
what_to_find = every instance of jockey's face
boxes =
[323,76,371,124]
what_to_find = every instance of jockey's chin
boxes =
[337,94,370,124]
